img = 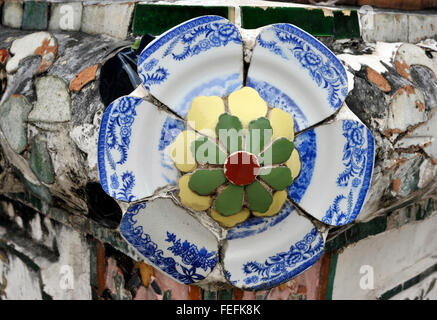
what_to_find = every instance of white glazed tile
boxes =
[288,119,375,226]
[98,95,184,201]
[247,24,348,132]
[120,198,219,284]
[223,201,324,290]
[137,15,243,118]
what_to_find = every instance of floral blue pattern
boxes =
[238,228,324,290]
[98,96,142,201]
[120,203,218,284]
[322,120,375,225]
[257,24,348,110]
[138,16,241,90]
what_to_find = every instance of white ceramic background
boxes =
[120,198,219,285]
[223,201,324,290]
[98,96,183,201]
[247,24,348,131]
[137,15,244,118]
[291,119,375,226]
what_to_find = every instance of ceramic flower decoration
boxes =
[98,16,375,290]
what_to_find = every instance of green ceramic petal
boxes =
[215,113,243,153]
[188,170,226,195]
[214,184,244,216]
[259,167,293,190]
[260,137,294,165]
[191,136,227,165]
[246,180,273,213]
[246,117,272,154]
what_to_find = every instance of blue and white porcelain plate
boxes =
[97,16,374,288]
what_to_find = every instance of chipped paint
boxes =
[366,67,391,92]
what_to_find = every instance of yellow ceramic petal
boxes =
[286,148,301,180]
[178,174,212,211]
[253,190,287,217]
[210,208,250,228]
[269,108,295,141]
[169,130,197,172]
[228,87,268,127]
[187,96,225,136]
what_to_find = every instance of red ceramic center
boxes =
[224,151,260,186]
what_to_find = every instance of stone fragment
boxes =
[6,32,57,74]
[187,96,224,136]
[69,123,98,175]
[386,85,426,136]
[81,3,134,40]
[29,134,55,184]
[2,1,23,29]
[28,76,71,123]
[49,2,83,31]
[22,1,48,30]
[0,95,32,154]
[69,64,98,93]
[395,43,437,82]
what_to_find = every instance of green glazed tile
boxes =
[22,1,48,30]
[259,167,293,190]
[246,180,272,213]
[246,117,272,154]
[260,137,294,165]
[214,184,244,216]
[29,134,55,184]
[333,10,360,39]
[216,113,243,154]
[133,4,229,36]
[191,136,227,165]
[241,6,334,36]
[189,169,226,195]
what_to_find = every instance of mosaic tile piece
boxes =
[49,2,83,31]
[252,190,287,217]
[137,15,243,118]
[224,200,324,290]
[2,1,23,29]
[98,96,184,201]
[214,184,244,216]
[269,108,294,141]
[247,24,348,131]
[286,148,302,180]
[246,180,273,213]
[188,169,226,195]
[228,87,268,128]
[259,167,293,191]
[169,130,198,172]
[288,119,375,226]
[210,208,250,228]
[216,113,243,154]
[178,174,212,211]
[260,138,294,165]
[187,96,224,136]
[120,198,218,284]
[22,1,48,30]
